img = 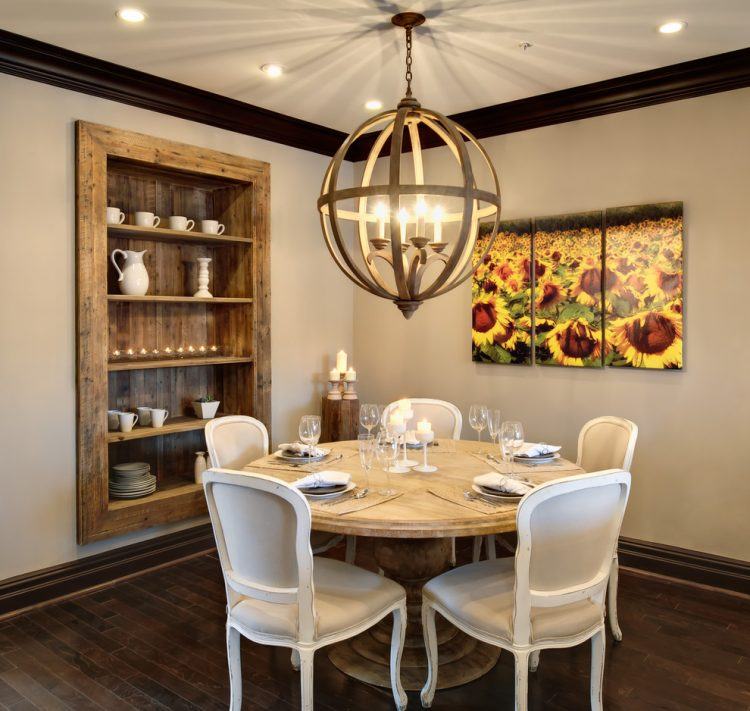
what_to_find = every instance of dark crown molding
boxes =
[0,28,347,157]
[0,29,749,162]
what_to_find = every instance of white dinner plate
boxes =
[297,481,355,500]
[274,448,330,464]
[472,483,528,503]
[513,452,560,464]
[112,462,151,472]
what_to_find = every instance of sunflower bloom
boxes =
[545,318,602,367]
[608,309,682,368]
[536,279,567,311]
[645,265,682,303]
[472,296,513,348]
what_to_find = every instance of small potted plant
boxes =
[193,395,220,419]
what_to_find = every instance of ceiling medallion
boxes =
[317,12,501,318]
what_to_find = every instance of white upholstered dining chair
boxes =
[205,416,346,559]
[577,416,638,642]
[383,399,463,565]
[420,470,631,711]
[204,468,408,711]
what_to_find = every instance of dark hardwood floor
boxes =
[0,546,748,710]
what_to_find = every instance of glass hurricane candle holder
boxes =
[413,429,436,472]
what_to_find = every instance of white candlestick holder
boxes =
[342,379,357,400]
[413,431,437,472]
[399,410,419,467]
[194,257,213,298]
[326,380,343,400]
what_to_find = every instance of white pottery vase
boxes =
[194,451,208,484]
[111,249,149,295]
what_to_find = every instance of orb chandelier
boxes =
[317,12,501,318]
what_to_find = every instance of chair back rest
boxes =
[576,416,637,472]
[512,470,631,645]
[203,468,316,641]
[382,399,462,439]
[205,415,270,468]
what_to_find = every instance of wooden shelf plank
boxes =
[108,356,253,371]
[108,294,253,304]
[108,481,203,511]
[108,223,252,245]
[107,414,224,443]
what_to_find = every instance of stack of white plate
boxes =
[109,462,156,499]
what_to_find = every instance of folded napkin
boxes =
[474,472,533,496]
[516,442,561,458]
[292,471,351,490]
[279,442,325,457]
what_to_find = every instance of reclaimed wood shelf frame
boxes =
[77,121,271,544]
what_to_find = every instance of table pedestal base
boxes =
[329,537,500,691]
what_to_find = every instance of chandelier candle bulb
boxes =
[432,206,443,243]
[416,199,427,239]
[375,203,387,240]
[336,350,348,373]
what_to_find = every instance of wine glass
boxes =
[469,404,489,452]
[358,434,374,493]
[375,433,397,495]
[299,415,321,459]
[487,409,502,448]
[359,403,380,436]
[501,421,524,477]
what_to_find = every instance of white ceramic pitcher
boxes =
[111,249,149,295]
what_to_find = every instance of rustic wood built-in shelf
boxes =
[77,121,271,544]
[108,356,254,371]
[107,294,253,304]
[107,415,226,443]
[108,222,253,245]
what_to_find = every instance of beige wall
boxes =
[354,88,750,561]
[0,74,353,579]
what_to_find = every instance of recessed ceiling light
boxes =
[658,20,687,34]
[116,7,147,23]
[260,63,284,78]
[365,99,383,111]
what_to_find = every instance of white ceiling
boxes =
[1,0,748,132]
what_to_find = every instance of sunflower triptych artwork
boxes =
[471,202,683,370]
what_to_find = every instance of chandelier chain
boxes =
[404,26,413,97]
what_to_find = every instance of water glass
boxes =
[375,433,397,495]
[487,409,502,446]
[358,434,375,491]
[469,404,489,451]
[500,421,524,476]
[299,415,321,458]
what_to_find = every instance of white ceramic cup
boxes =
[106,207,126,225]
[201,219,225,235]
[150,408,169,428]
[136,406,152,426]
[135,211,160,228]
[168,216,195,231]
[107,410,122,431]
[118,412,139,432]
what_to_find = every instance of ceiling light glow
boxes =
[116,7,147,23]
[658,20,687,34]
[261,63,284,78]
[365,99,383,111]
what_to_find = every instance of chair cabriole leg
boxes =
[291,648,300,670]
[472,535,482,562]
[299,649,315,711]
[420,601,438,708]
[529,650,539,672]
[608,554,622,641]
[591,628,605,711]
[514,650,530,711]
[345,536,357,564]
[226,624,242,711]
[390,602,408,711]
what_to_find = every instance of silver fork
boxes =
[321,488,369,507]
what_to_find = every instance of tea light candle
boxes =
[198,345,207,355]
[336,350,347,373]
[111,349,121,359]
[164,346,173,355]
[329,367,340,381]
[417,419,432,434]
[151,348,160,357]
[187,345,196,354]
[125,348,135,358]
[138,348,148,357]
[344,367,356,382]
[209,345,218,353]
[176,346,185,357]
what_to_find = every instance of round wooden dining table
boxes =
[247,438,583,691]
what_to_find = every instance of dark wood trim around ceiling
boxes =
[1,532,747,620]
[347,45,750,160]
[0,524,216,620]
[0,28,347,157]
[618,537,750,596]
[0,28,749,161]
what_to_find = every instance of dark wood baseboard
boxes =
[0,523,215,620]
[618,537,750,596]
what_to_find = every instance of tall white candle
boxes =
[336,350,347,373]
[432,205,444,243]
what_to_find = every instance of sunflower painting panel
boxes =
[471,220,532,365]
[533,211,604,368]
[605,202,683,369]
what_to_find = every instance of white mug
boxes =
[135,211,160,228]
[136,406,152,426]
[169,216,195,231]
[118,412,139,432]
[107,410,122,431]
[106,207,126,225]
[201,219,225,235]
[150,408,169,428]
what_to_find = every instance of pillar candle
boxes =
[344,367,357,381]
[336,350,347,373]
[417,419,432,433]
[329,367,340,380]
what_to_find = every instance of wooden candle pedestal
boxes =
[321,396,359,443]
